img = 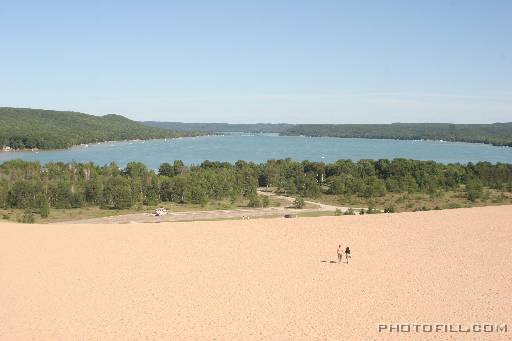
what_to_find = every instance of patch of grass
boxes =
[307,188,512,213]
[296,211,334,218]
[0,195,292,224]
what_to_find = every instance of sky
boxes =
[0,0,511,123]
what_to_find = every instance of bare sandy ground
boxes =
[1,206,511,340]
[63,206,293,224]
[63,191,360,224]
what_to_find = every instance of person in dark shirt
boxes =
[345,247,351,264]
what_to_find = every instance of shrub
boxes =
[247,194,262,208]
[466,180,483,202]
[334,208,342,216]
[429,189,445,199]
[492,193,507,203]
[384,206,395,213]
[293,197,305,209]
[262,196,270,208]
[21,209,35,224]
[447,202,462,209]
[40,203,50,218]
[39,197,50,218]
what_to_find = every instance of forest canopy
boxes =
[0,107,202,150]
[0,158,510,212]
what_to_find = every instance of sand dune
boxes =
[1,206,511,340]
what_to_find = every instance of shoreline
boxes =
[279,133,512,148]
[0,134,213,154]
[2,134,511,154]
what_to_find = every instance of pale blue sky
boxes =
[1,0,511,123]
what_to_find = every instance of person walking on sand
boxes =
[345,246,351,264]
[337,244,343,263]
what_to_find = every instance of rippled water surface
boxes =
[1,134,511,168]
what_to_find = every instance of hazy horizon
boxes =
[4,106,512,125]
[1,1,511,123]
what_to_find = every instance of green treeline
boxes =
[0,107,202,150]
[3,107,511,149]
[281,123,512,147]
[143,121,293,133]
[1,159,511,213]
[144,121,512,147]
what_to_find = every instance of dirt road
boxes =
[257,190,359,211]
[64,191,363,224]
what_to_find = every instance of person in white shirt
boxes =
[337,245,343,263]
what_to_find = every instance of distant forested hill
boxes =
[281,123,512,147]
[145,121,512,147]
[143,121,292,133]
[0,108,201,150]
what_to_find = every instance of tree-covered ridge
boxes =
[0,107,202,150]
[281,123,512,147]
[144,121,512,146]
[143,121,292,133]
[0,158,510,214]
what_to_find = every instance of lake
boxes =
[1,134,511,169]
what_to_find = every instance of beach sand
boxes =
[1,206,511,340]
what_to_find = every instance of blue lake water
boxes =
[1,134,511,169]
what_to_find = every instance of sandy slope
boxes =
[1,206,511,340]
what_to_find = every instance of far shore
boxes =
[0,135,214,153]
[280,134,512,148]
[2,133,511,154]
